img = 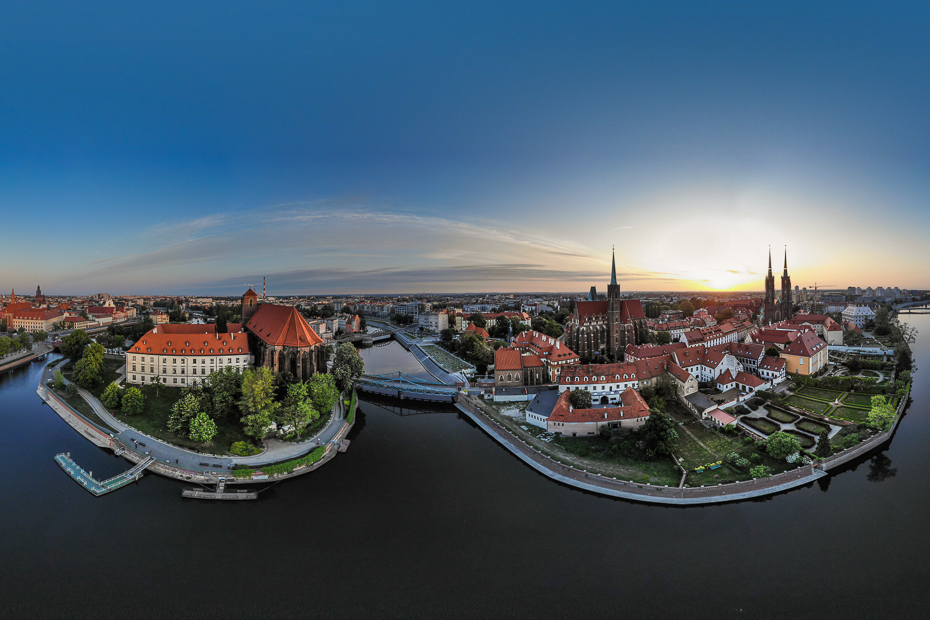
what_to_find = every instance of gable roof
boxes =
[782,330,827,358]
[129,329,249,356]
[548,387,651,424]
[495,347,523,371]
[575,300,609,320]
[245,304,323,348]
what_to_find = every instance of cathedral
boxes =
[763,247,794,325]
[563,249,648,361]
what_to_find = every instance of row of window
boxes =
[132,356,242,364]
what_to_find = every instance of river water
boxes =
[1,330,928,619]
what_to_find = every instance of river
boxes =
[1,327,928,619]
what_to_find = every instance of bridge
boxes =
[334,328,394,346]
[356,371,460,403]
[54,453,155,496]
[894,300,930,313]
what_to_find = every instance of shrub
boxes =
[726,452,739,463]
[65,382,79,398]
[750,465,772,478]
[735,405,750,415]
[735,458,750,469]
[750,453,762,463]
[230,441,260,456]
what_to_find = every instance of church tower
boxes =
[242,288,259,322]
[763,247,776,325]
[607,247,622,356]
[781,247,793,320]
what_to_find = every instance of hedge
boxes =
[230,446,327,479]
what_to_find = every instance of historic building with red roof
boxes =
[243,295,326,382]
[563,249,647,360]
[493,347,545,388]
[546,387,651,436]
[126,327,249,387]
[511,329,579,381]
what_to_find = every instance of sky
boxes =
[2,1,929,296]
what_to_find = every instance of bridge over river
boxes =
[356,371,460,403]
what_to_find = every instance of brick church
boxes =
[240,288,327,382]
[563,249,648,361]
[763,247,794,325]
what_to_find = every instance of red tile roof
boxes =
[759,355,786,372]
[129,330,249,356]
[708,409,736,426]
[782,330,827,358]
[494,347,523,371]
[735,371,766,388]
[575,300,609,320]
[548,387,651,424]
[245,304,323,348]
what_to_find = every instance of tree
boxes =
[765,431,802,460]
[308,373,338,417]
[531,316,547,333]
[0,336,9,357]
[639,411,679,456]
[239,367,278,438]
[439,328,455,345]
[66,382,79,398]
[569,388,592,409]
[765,346,780,358]
[750,464,772,478]
[112,334,125,349]
[846,354,862,374]
[33,330,47,343]
[215,316,228,333]
[73,342,105,389]
[844,330,864,347]
[168,392,202,434]
[101,382,122,409]
[678,300,695,316]
[655,331,672,345]
[151,374,164,397]
[331,342,365,393]
[815,429,832,458]
[122,387,144,415]
[277,382,317,437]
[207,366,243,419]
[60,330,91,360]
[867,394,896,430]
[53,369,65,389]
[467,313,487,329]
[189,410,218,444]
[18,332,32,351]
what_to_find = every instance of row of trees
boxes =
[0,332,34,357]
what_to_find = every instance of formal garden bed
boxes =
[785,395,833,415]
[829,406,871,424]
[784,429,816,449]
[796,387,845,402]
[842,393,879,408]
[796,419,831,435]
[741,416,780,435]
[766,408,799,424]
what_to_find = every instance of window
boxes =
[132,375,136,381]
[173,378,177,383]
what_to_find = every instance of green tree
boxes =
[655,330,672,345]
[569,388,592,409]
[867,394,896,430]
[765,346,780,358]
[33,330,48,343]
[678,300,695,316]
[53,369,65,389]
[277,382,318,437]
[122,387,144,415]
[439,328,455,344]
[639,411,679,456]
[207,365,243,419]
[151,374,163,397]
[101,382,122,409]
[765,431,802,460]
[0,336,9,356]
[112,334,125,349]
[750,464,772,478]
[60,330,91,360]
[844,330,864,346]
[815,429,832,458]
[18,331,33,351]
[331,342,365,393]
[189,410,218,444]
[66,382,79,398]
[308,373,338,417]
[239,367,278,438]
[215,316,228,333]
[168,392,202,434]
[73,342,106,389]
[467,313,487,329]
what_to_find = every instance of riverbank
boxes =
[455,388,910,505]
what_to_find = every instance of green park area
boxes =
[420,344,474,373]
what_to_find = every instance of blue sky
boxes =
[2,1,929,295]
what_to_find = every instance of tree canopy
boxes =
[331,342,365,393]
[60,330,91,360]
[639,411,679,456]
[73,342,106,389]
[122,387,145,415]
[867,394,896,430]
[765,431,802,460]
[240,367,279,438]
[189,410,218,444]
[569,388,592,409]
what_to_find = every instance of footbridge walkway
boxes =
[54,453,155,496]
[356,371,460,403]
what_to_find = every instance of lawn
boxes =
[52,386,119,433]
[111,385,252,454]
[552,436,682,485]
[766,408,799,424]
[742,417,780,435]
[797,387,844,402]
[785,395,833,415]
[796,419,831,435]
[830,406,871,424]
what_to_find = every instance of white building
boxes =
[842,305,876,329]
[126,328,249,387]
[417,311,449,332]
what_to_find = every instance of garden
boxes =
[420,344,474,373]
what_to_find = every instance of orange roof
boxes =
[156,324,216,334]
[495,347,523,371]
[245,304,323,348]
[464,323,489,339]
[129,329,249,356]
[549,387,651,424]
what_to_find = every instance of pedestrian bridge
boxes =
[356,372,459,403]
[55,453,155,496]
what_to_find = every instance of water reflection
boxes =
[866,453,897,483]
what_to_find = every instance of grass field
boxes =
[797,387,844,401]
[111,385,252,454]
[742,417,780,435]
[785,395,833,415]
[796,419,831,435]
[766,408,799,424]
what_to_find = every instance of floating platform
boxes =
[54,453,154,496]
[181,488,258,500]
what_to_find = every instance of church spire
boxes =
[783,246,788,276]
[767,246,772,276]
[610,246,617,286]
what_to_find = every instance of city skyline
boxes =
[3,2,929,295]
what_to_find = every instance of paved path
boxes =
[44,356,347,475]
